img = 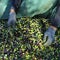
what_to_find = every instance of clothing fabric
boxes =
[51,6,60,27]
[10,0,60,28]
[11,0,22,12]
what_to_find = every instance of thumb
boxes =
[43,33,48,43]
[44,37,53,46]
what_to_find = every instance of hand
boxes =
[7,11,16,27]
[43,27,56,46]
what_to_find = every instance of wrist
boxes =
[50,26,57,31]
[47,26,56,35]
[10,9,15,13]
[10,6,15,13]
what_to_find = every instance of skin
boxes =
[10,8,15,13]
[50,26,57,31]
[10,8,57,31]
[10,4,57,33]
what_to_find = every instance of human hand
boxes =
[7,11,16,27]
[43,27,56,46]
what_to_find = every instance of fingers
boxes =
[44,39,53,46]
[7,20,16,27]
[43,32,53,46]
[7,19,11,27]
[43,33,48,43]
[7,11,16,27]
[43,36,53,46]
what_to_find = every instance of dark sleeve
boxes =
[11,0,22,12]
[51,6,60,27]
